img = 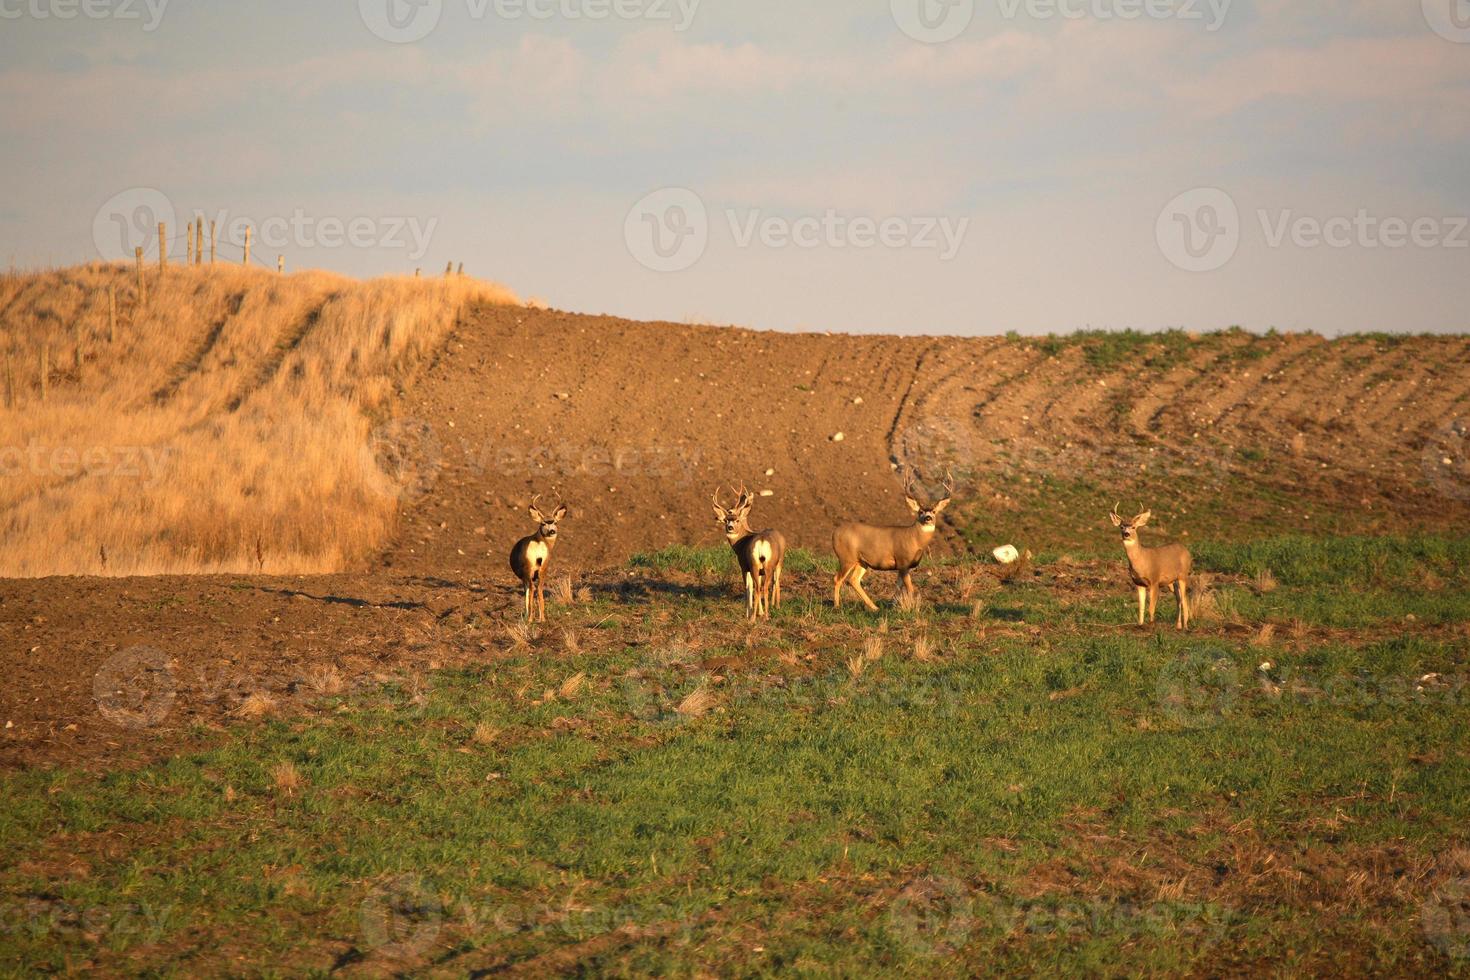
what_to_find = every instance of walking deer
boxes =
[712,485,786,620]
[510,495,567,622]
[1110,503,1192,629]
[833,470,953,611]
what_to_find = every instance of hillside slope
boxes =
[380,306,1470,578]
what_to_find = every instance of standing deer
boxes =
[711,485,786,620]
[1110,503,1192,630]
[509,494,567,622]
[833,470,953,611]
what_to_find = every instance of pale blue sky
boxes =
[2,0,1468,333]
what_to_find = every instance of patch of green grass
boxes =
[1194,535,1470,588]
[3,535,1469,975]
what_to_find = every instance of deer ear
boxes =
[529,507,545,523]
[711,503,726,520]
[906,496,921,513]
[1110,511,1123,527]
[552,506,567,521]
[933,498,951,515]
[1134,511,1152,527]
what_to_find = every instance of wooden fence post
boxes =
[108,286,117,343]
[415,268,421,278]
[134,247,146,305]
[243,227,252,266]
[457,262,464,277]
[210,221,217,267]
[194,218,201,266]
[445,261,453,277]
[277,255,284,275]
[186,223,194,265]
[158,222,167,270]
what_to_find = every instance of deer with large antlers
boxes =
[1110,503,1192,630]
[712,485,786,620]
[832,469,953,611]
[509,494,567,622]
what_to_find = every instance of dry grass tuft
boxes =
[1250,623,1277,648]
[912,635,936,662]
[575,586,594,604]
[896,589,922,614]
[554,575,575,605]
[862,635,884,663]
[272,760,304,797]
[233,692,277,720]
[846,651,868,679]
[558,672,587,700]
[562,629,581,655]
[0,263,518,576]
[505,622,534,649]
[305,666,344,696]
[1253,568,1279,594]
[675,686,715,718]
[471,721,500,745]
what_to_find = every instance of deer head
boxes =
[711,484,754,541]
[529,493,567,539]
[1109,502,1151,544]
[903,468,954,530]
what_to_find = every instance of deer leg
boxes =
[1148,585,1158,623]
[772,563,783,610]
[1177,579,1189,630]
[538,578,546,623]
[745,570,756,620]
[1136,586,1147,626]
[834,565,854,608]
[849,567,880,613]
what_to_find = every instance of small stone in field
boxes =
[831,432,845,442]
[853,396,864,405]
[765,468,775,476]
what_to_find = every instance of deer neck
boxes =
[536,530,558,554]
[1122,538,1151,577]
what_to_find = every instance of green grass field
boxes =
[3,536,1470,976]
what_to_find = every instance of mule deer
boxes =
[833,470,952,611]
[510,495,566,622]
[1110,503,1192,629]
[712,485,786,620]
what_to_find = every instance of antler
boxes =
[901,466,917,498]
[940,468,955,500]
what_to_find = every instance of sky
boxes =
[1,0,1468,335]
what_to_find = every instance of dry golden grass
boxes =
[675,686,715,718]
[0,262,518,576]
[272,760,304,797]
[471,721,500,745]
[558,671,586,700]
[232,692,277,720]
